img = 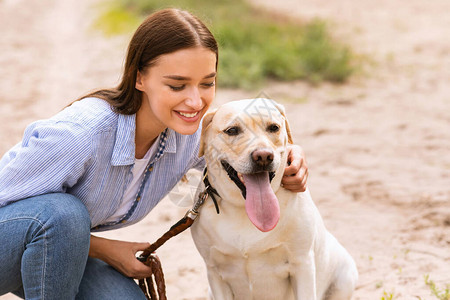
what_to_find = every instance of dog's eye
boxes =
[224,126,241,136]
[267,124,280,133]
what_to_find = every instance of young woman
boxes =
[0,8,308,300]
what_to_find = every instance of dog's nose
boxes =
[251,149,274,167]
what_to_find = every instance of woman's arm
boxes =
[282,144,308,192]
[0,120,92,205]
[89,235,153,279]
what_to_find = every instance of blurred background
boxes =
[0,0,449,299]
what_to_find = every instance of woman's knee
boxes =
[27,193,91,245]
[0,193,92,295]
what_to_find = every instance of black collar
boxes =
[202,168,220,214]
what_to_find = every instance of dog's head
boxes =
[199,98,293,232]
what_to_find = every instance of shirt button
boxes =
[148,166,153,172]
[121,220,127,223]
[136,196,141,201]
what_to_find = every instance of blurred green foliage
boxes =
[95,0,356,89]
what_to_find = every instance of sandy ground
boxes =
[1,0,449,299]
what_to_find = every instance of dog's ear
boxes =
[199,110,216,157]
[274,102,293,144]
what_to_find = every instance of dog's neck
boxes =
[202,168,221,214]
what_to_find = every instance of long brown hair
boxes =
[79,8,218,115]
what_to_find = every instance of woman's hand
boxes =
[89,235,153,279]
[282,144,308,192]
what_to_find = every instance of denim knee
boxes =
[35,193,91,244]
[0,193,92,297]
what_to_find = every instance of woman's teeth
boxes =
[178,111,199,118]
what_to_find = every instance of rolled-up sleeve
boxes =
[0,120,93,206]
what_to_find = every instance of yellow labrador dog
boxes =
[191,98,358,300]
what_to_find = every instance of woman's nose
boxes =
[185,87,203,109]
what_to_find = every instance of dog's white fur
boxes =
[191,99,358,300]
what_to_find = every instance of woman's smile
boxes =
[175,110,202,122]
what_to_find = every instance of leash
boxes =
[136,168,220,300]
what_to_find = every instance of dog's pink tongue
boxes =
[243,172,280,232]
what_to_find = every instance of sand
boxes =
[0,0,449,299]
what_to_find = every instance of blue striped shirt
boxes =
[0,98,205,231]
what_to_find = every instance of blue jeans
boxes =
[0,193,146,300]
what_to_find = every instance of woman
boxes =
[0,8,308,299]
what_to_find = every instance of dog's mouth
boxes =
[221,161,279,232]
[221,161,275,198]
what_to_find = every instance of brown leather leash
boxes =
[136,169,220,300]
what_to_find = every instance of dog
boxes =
[191,98,358,300]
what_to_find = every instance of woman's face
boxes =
[136,47,217,135]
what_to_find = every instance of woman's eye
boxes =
[267,124,280,133]
[201,81,215,88]
[168,85,185,91]
[224,126,241,136]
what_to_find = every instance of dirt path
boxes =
[0,0,126,154]
[1,0,449,299]
[248,0,450,298]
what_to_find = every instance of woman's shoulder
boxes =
[52,97,124,134]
